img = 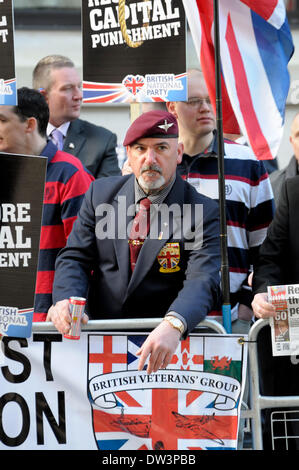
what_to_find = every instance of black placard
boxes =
[0,153,46,337]
[82,0,186,103]
[0,0,17,104]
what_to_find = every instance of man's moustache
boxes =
[141,165,162,174]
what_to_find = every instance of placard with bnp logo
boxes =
[0,330,247,450]
[82,0,187,103]
[0,153,46,338]
[0,0,17,105]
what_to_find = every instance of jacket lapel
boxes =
[126,175,185,297]
[63,120,86,157]
[112,176,135,290]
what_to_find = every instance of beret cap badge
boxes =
[158,120,174,133]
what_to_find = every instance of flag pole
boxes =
[213,0,231,333]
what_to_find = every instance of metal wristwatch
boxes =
[163,315,184,334]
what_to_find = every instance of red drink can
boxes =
[64,297,86,340]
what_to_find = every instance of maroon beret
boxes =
[123,110,178,146]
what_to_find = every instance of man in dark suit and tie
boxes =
[47,110,221,374]
[32,55,121,179]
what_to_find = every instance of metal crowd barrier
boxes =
[247,319,299,450]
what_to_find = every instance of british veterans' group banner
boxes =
[183,0,294,161]
[0,154,46,338]
[0,330,247,450]
[82,0,187,103]
[0,0,17,105]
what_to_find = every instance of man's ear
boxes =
[126,145,132,161]
[166,101,178,119]
[39,88,48,103]
[25,117,38,134]
[177,141,184,164]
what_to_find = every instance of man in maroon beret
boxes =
[48,110,221,375]
[123,110,181,196]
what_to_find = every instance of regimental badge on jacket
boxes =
[157,242,180,273]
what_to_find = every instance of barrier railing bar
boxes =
[31,317,227,334]
[259,396,299,409]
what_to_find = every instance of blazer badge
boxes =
[157,242,180,273]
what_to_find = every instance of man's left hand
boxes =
[136,320,181,374]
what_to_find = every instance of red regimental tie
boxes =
[128,198,151,271]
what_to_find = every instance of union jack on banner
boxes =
[122,74,145,96]
[87,334,245,451]
[82,81,129,104]
[183,0,294,160]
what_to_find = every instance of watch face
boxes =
[165,316,183,333]
[169,317,183,331]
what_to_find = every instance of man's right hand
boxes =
[47,299,89,335]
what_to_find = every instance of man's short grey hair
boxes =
[32,55,75,91]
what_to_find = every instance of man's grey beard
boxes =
[138,164,166,193]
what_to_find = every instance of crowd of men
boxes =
[1,54,299,449]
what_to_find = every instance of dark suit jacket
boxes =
[53,174,221,334]
[252,177,299,408]
[253,175,299,293]
[63,118,121,179]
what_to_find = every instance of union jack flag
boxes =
[183,0,294,160]
[87,334,243,451]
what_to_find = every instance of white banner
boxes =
[0,330,247,451]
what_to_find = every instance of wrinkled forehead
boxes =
[130,136,177,147]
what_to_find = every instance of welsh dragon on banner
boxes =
[183,0,294,160]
